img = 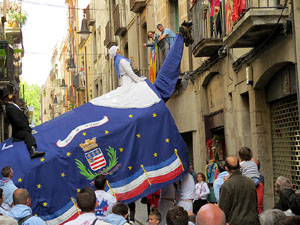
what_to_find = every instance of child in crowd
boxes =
[104,203,131,225]
[239,147,260,185]
[148,209,161,225]
[193,172,210,215]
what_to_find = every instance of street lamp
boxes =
[68,57,76,72]
[77,15,91,40]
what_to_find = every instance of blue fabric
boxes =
[0,177,17,206]
[9,204,46,225]
[114,55,132,79]
[104,214,127,225]
[0,81,189,222]
[213,171,229,202]
[163,28,176,47]
[154,34,184,100]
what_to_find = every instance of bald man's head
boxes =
[13,188,30,206]
[225,156,240,172]
[196,204,227,225]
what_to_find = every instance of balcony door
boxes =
[169,0,179,33]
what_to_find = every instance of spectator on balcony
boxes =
[157,24,176,51]
[0,89,45,159]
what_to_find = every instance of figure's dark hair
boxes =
[112,203,128,216]
[166,206,188,225]
[76,187,96,212]
[1,166,11,177]
[238,147,252,161]
[94,174,106,190]
[157,24,163,28]
[0,188,3,199]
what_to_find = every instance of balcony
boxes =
[190,1,223,57]
[130,0,146,13]
[85,4,95,26]
[0,41,14,82]
[104,21,117,48]
[113,4,127,36]
[223,0,289,48]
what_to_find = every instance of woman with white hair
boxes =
[259,209,286,225]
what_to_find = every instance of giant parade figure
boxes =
[0,22,193,224]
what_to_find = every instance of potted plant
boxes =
[7,0,27,27]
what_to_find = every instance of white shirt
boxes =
[95,190,117,219]
[195,181,210,200]
[64,212,110,225]
[177,173,195,200]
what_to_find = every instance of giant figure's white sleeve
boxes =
[119,59,146,83]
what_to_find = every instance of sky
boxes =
[21,0,68,86]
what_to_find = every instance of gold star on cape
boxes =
[82,132,86,136]
[77,189,81,192]
[61,172,65,177]
[67,152,71,156]
[136,134,141,138]
[128,166,132,170]
[153,153,157,157]
[18,178,22,183]
[152,113,157,117]
[43,202,47,207]
[37,184,41,189]
[119,148,124,152]
[165,138,170,143]
[40,157,45,162]
[129,114,133,118]
[105,130,109,134]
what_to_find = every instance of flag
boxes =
[149,45,157,83]
[0,35,187,224]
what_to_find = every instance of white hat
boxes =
[109,46,119,59]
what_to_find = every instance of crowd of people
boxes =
[1,147,300,225]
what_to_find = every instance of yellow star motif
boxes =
[34,214,38,216]
[61,172,65,177]
[119,148,124,152]
[128,166,132,170]
[105,130,109,135]
[165,138,170,143]
[66,152,71,156]
[77,189,81,192]
[18,178,22,183]
[40,157,45,162]
[153,153,157,157]
[82,132,86,136]
[152,113,157,117]
[136,134,141,138]
[129,114,133,118]
[37,184,41,189]
[43,202,47,207]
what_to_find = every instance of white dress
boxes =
[90,59,161,108]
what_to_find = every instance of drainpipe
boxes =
[137,14,141,72]
[187,0,193,71]
[154,0,157,28]
[291,0,300,117]
[108,0,113,91]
